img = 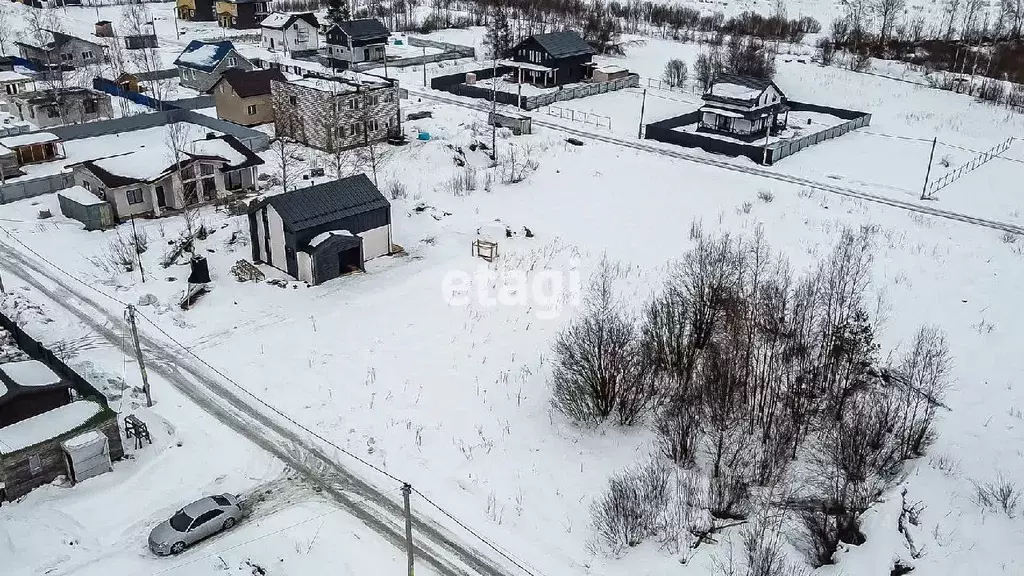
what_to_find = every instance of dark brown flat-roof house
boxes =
[212,68,286,126]
[216,0,270,29]
[510,31,596,86]
[698,74,788,140]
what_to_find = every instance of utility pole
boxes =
[130,216,145,283]
[490,51,498,160]
[402,483,414,576]
[636,88,647,139]
[0,270,5,295]
[125,305,153,407]
[761,112,775,165]
[921,137,938,200]
[422,47,427,87]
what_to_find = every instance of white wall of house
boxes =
[262,23,319,53]
[108,184,157,218]
[296,251,313,283]
[266,205,288,271]
[358,223,391,260]
[759,85,782,107]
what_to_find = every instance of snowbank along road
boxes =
[411,88,1024,236]
[0,237,521,576]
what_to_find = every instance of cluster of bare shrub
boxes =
[551,225,952,570]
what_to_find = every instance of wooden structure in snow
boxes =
[472,239,498,262]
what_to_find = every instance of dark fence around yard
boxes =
[92,77,214,112]
[644,101,871,165]
[432,67,640,110]
[0,312,109,408]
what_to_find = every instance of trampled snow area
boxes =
[0,359,61,388]
[1,4,1023,576]
[0,400,101,454]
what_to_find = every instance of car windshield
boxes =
[169,510,193,532]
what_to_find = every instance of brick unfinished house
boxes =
[270,73,399,152]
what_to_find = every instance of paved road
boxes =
[410,88,1024,237]
[0,238,520,576]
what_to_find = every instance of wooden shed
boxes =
[0,400,123,501]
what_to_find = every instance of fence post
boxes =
[920,137,938,200]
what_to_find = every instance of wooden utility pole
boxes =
[422,48,427,87]
[490,52,498,160]
[921,137,938,200]
[0,270,5,295]
[636,89,647,139]
[125,305,153,407]
[403,483,414,576]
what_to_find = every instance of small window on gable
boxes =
[289,95,297,105]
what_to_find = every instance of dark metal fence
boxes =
[432,68,639,110]
[644,101,872,165]
[92,77,212,111]
[0,312,109,407]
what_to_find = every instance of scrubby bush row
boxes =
[551,225,953,569]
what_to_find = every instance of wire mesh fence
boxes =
[925,136,1014,197]
[543,105,612,130]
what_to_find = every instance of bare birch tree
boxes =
[874,0,906,40]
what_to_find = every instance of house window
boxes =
[200,163,215,176]
[366,118,379,132]
[247,104,257,115]
[83,99,97,114]
[365,94,379,106]
[82,180,91,191]
[226,169,243,190]
[289,95,297,105]
[350,122,362,135]
[227,57,237,67]
[82,50,94,60]
[334,126,346,139]
[5,84,16,95]
[46,106,59,119]
[383,92,393,103]
[295,27,308,42]
[28,454,42,474]
[126,188,144,205]
[60,53,73,62]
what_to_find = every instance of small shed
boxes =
[590,64,629,83]
[61,429,112,484]
[488,111,532,135]
[0,359,71,428]
[95,21,114,38]
[0,399,123,501]
[0,132,65,166]
[125,34,159,50]
[58,186,114,230]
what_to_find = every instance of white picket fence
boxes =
[543,105,612,130]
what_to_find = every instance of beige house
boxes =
[68,134,264,221]
[211,68,286,126]
[0,72,34,99]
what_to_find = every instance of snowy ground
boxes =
[1,5,1023,576]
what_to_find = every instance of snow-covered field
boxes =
[1,3,1023,576]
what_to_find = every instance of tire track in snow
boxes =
[410,89,1024,237]
[0,241,520,576]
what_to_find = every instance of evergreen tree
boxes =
[327,0,351,26]
[485,8,514,59]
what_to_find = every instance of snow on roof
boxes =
[0,360,61,387]
[189,138,246,166]
[497,59,553,72]
[58,185,107,207]
[595,64,626,74]
[0,380,6,397]
[701,106,746,119]
[0,71,30,83]
[0,132,60,148]
[260,12,292,28]
[62,429,105,451]
[708,81,765,101]
[0,400,102,455]
[291,77,359,94]
[92,147,175,183]
[308,229,353,247]
[179,44,221,67]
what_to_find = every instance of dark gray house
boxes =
[698,74,788,139]
[322,19,389,69]
[16,30,104,69]
[510,31,596,86]
[248,174,393,285]
[173,40,254,92]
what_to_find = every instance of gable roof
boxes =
[331,19,390,41]
[216,68,286,98]
[16,30,103,52]
[173,40,241,73]
[187,134,265,171]
[522,31,595,59]
[261,12,319,30]
[251,174,389,233]
[703,74,784,105]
